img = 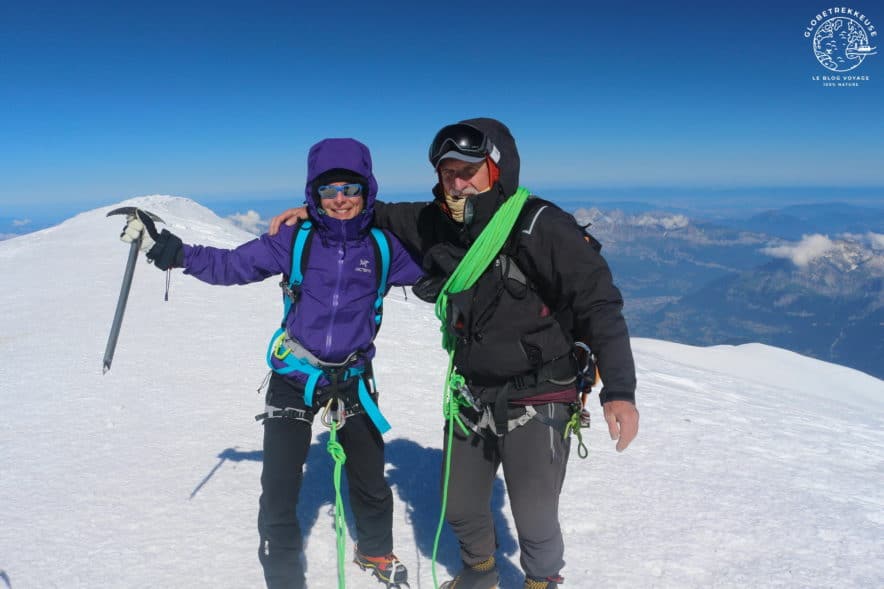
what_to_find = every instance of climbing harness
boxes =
[266,330,391,433]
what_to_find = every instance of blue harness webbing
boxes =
[265,221,392,434]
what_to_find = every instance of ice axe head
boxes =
[107,206,165,224]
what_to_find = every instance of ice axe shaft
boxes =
[103,207,165,374]
[103,238,140,373]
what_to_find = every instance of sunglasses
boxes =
[428,123,495,168]
[317,183,364,199]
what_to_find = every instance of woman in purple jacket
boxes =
[122,138,423,589]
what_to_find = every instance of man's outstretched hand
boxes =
[603,400,639,452]
[268,207,307,235]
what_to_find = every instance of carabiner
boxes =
[272,331,291,360]
[320,397,346,429]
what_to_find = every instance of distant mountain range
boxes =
[575,204,884,380]
[5,198,882,379]
[647,251,883,380]
[724,203,884,240]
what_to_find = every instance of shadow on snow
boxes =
[190,435,522,586]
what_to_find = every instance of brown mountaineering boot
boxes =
[440,556,499,588]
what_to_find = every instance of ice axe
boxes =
[102,206,165,374]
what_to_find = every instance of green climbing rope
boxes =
[563,409,589,459]
[430,187,531,588]
[431,353,459,589]
[327,420,348,589]
[434,187,532,350]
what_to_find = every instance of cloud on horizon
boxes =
[632,213,690,230]
[12,219,32,227]
[841,231,884,251]
[227,210,267,235]
[762,234,835,267]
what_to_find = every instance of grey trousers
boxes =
[443,402,571,580]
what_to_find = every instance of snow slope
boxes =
[1,196,882,588]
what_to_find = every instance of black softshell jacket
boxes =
[374,118,636,404]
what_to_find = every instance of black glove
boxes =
[134,210,184,270]
[411,243,467,303]
[146,229,184,271]
[422,242,465,275]
[412,275,447,303]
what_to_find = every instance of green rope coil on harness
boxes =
[443,372,471,437]
[563,410,589,459]
[326,408,348,588]
[430,186,531,589]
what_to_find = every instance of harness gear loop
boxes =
[569,340,594,458]
[563,406,589,459]
[256,370,272,395]
[444,372,473,436]
[575,340,599,407]
[254,404,315,424]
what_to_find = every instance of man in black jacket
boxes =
[270,118,638,589]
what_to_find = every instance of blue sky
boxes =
[1,0,882,220]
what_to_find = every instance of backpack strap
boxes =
[282,223,390,328]
[368,227,391,328]
[279,220,314,324]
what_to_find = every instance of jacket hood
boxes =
[431,117,520,198]
[431,118,522,240]
[460,117,520,196]
[304,138,378,237]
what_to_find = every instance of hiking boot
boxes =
[440,556,499,588]
[353,548,408,587]
[524,574,564,588]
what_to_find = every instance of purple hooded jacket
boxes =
[181,138,423,367]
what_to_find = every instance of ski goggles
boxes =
[316,183,364,199]
[428,123,499,168]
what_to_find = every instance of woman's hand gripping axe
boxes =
[102,207,165,374]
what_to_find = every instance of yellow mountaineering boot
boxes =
[440,556,499,588]
[524,573,565,588]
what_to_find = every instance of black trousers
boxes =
[258,372,393,589]
[443,402,571,581]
